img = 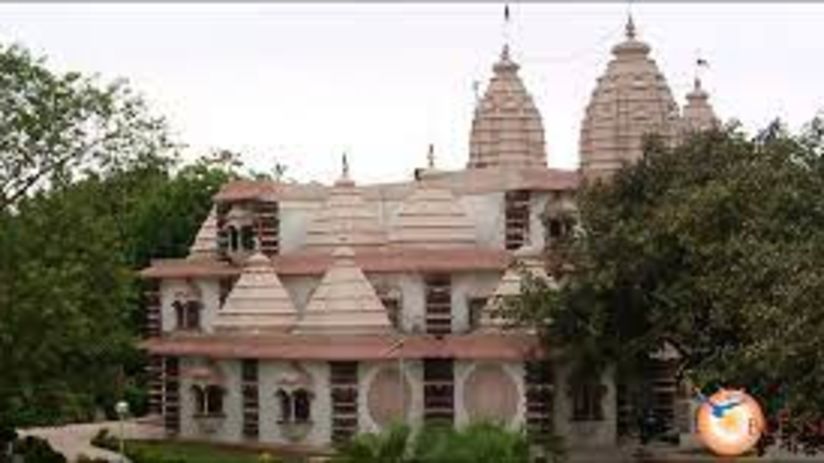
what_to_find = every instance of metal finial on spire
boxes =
[502,3,512,54]
[342,152,349,180]
[625,13,636,39]
[695,54,710,90]
[427,144,435,169]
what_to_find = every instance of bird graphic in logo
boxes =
[695,387,765,456]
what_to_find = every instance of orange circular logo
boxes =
[696,388,765,456]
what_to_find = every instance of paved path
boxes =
[20,418,164,462]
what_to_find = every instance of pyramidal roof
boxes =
[188,206,218,259]
[389,181,477,249]
[468,45,547,169]
[296,246,391,334]
[480,247,553,330]
[304,169,386,252]
[682,78,719,133]
[579,16,681,179]
[214,253,297,333]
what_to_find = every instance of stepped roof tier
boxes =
[187,206,219,260]
[389,181,477,248]
[295,246,392,334]
[304,169,386,252]
[213,252,298,333]
[480,247,553,331]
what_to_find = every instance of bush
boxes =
[333,422,562,463]
[0,423,17,446]
[13,435,66,463]
[77,454,111,463]
[413,422,531,463]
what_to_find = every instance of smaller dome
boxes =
[188,206,218,259]
[304,175,386,252]
[296,246,392,335]
[480,247,553,331]
[389,182,477,249]
[214,252,298,333]
[682,78,719,133]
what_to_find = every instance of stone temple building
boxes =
[140,16,718,452]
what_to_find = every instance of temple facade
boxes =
[140,17,718,452]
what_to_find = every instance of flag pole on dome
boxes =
[503,3,511,53]
[625,0,636,39]
[695,50,710,89]
[342,152,350,180]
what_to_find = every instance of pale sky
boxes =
[1,3,823,185]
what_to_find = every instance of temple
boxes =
[140,15,718,452]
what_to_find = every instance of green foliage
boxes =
[92,431,272,463]
[508,119,824,450]
[333,422,550,463]
[76,455,110,463]
[12,435,66,463]
[334,423,411,463]
[0,43,174,210]
[413,422,532,463]
[0,41,237,428]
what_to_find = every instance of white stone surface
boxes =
[296,247,391,334]
[214,253,297,333]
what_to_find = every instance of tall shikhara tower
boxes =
[468,44,547,169]
[579,16,681,180]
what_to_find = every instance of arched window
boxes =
[275,388,312,423]
[276,389,292,423]
[192,384,224,416]
[240,225,256,251]
[293,389,312,423]
[547,218,564,240]
[173,301,185,329]
[185,301,201,329]
[205,385,224,415]
[192,385,206,414]
[173,300,201,330]
[228,226,239,251]
[192,384,225,415]
[571,380,605,422]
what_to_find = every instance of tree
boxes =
[507,119,824,451]
[0,41,236,427]
[0,43,174,211]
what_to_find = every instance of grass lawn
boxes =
[124,439,290,463]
